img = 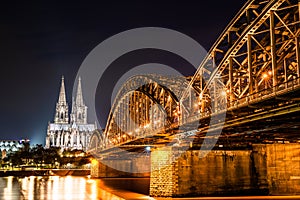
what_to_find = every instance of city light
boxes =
[145,146,151,151]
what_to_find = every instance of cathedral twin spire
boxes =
[54,76,87,125]
[58,76,67,104]
[75,77,84,106]
[54,76,68,124]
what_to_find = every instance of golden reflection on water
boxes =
[0,176,127,200]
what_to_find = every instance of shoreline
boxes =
[0,169,90,177]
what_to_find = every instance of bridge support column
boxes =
[90,158,100,178]
[150,148,257,197]
[270,11,278,91]
[296,36,300,81]
[247,34,253,96]
[150,147,178,197]
[229,56,234,106]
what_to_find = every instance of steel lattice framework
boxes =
[183,0,300,113]
[89,75,188,153]
[89,0,300,154]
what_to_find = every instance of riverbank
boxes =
[0,169,90,177]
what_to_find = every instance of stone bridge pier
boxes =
[150,144,300,197]
[150,147,256,197]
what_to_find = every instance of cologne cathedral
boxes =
[45,76,96,151]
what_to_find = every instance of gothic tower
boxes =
[71,77,88,124]
[54,76,69,124]
[46,75,95,150]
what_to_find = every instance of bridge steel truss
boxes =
[89,75,188,153]
[182,0,300,121]
[89,0,300,154]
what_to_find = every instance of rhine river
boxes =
[1,176,300,200]
[0,176,151,200]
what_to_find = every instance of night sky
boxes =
[0,1,247,145]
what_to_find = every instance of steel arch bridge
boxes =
[89,0,300,155]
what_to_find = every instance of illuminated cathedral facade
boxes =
[45,76,96,151]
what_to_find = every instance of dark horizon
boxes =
[0,1,247,145]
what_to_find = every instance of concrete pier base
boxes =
[149,147,177,197]
[150,147,256,197]
[253,143,300,195]
[149,144,300,197]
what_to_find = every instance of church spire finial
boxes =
[54,76,69,124]
[71,76,88,124]
[75,76,84,106]
[58,76,67,104]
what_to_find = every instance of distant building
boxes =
[45,76,96,151]
[0,139,29,158]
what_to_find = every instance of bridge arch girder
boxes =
[102,74,188,150]
[88,129,104,154]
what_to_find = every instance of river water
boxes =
[1,176,300,200]
[0,176,151,200]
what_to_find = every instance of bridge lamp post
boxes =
[262,73,268,90]
[178,101,183,125]
[143,124,150,136]
[194,102,199,115]
[221,90,227,97]
[144,123,150,129]
[262,71,272,90]
[135,128,140,132]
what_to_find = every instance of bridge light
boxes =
[268,71,272,75]
[262,73,268,79]
[145,146,151,151]
[167,96,171,102]
[91,159,98,165]
[128,132,132,135]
